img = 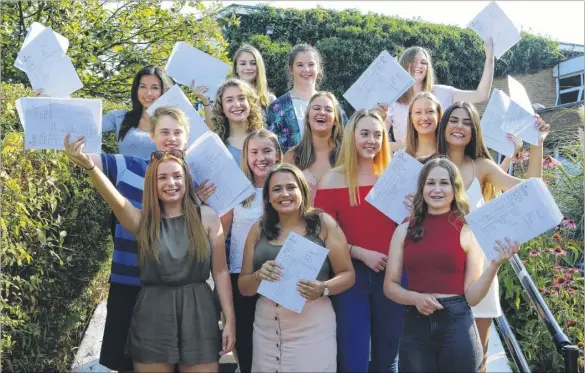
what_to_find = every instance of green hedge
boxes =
[1,82,123,371]
[220,5,580,114]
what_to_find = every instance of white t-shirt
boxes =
[229,188,264,273]
[291,97,310,138]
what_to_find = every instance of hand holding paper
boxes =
[468,1,521,59]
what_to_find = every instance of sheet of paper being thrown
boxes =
[501,76,539,146]
[365,150,423,224]
[16,97,103,153]
[146,85,209,145]
[14,22,69,70]
[480,88,516,157]
[343,50,415,110]
[165,41,230,94]
[185,132,254,216]
[465,178,563,262]
[15,26,82,97]
[468,1,521,59]
[257,232,329,313]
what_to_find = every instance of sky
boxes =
[210,1,585,45]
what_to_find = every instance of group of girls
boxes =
[56,36,551,373]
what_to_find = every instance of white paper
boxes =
[14,22,69,70]
[146,85,209,145]
[468,1,522,59]
[185,132,254,216]
[480,89,516,157]
[165,41,230,93]
[343,50,415,110]
[16,97,103,153]
[465,178,563,262]
[502,76,539,145]
[257,232,329,313]
[15,27,82,97]
[365,150,423,224]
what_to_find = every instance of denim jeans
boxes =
[399,295,483,372]
[332,260,406,373]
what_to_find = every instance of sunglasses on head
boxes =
[150,149,185,161]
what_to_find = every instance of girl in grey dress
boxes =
[63,113,236,373]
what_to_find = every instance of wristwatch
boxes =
[321,283,329,297]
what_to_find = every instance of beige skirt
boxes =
[252,296,337,372]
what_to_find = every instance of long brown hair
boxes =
[240,129,283,208]
[287,43,324,89]
[212,78,264,143]
[405,91,443,156]
[232,45,273,109]
[437,101,499,201]
[397,46,435,105]
[407,156,469,242]
[259,163,322,241]
[291,91,344,170]
[137,155,208,265]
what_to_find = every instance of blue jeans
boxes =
[332,260,405,373]
[399,295,483,372]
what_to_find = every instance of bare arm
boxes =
[452,39,494,104]
[320,213,355,295]
[283,149,296,165]
[64,135,140,233]
[190,81,215,130]
[220,209,234,240]
[238,222,263,296]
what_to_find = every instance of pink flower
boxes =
[554,265,563,271]
[529,250,541,257]
[567,288,575,294]
[565,268,579,275]
[561,218,577,230]
[553,277,572,287]
[567,320,577,327]
[553,246,567,256]
[539,287,549,295]
[552,233,562,241]
[513,150,530,163]
[543,156,561,169]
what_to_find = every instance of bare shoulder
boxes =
[200,205,219,222]
[283,149,296,165]
[319,211,339,230]
[459,224,476,252]
[394,222,409,239]
[317,166,346,190]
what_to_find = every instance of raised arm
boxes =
[63,135,140,234]
[190,81,214,130]
[452,39,494,104]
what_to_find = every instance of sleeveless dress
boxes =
[127,215,221,364]
[251,233,336,372]
[466,164,503,318]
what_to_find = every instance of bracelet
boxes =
[83,163,96,172]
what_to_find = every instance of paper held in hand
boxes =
[257,232,329,313]
[165,41,230,93]
[365,151,423,224]
[343,50,415,110]
[14,22,69,70]
[480,88,517,157]
[465,178,563,262]
[184,132,254,217]
[146,85,209,146]
[14,25,83,97]
[16,97,103,153]
[501,76,539,146]
[468,1,521,59]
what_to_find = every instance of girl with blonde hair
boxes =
[232,45,277,112]
[315,109,402,373]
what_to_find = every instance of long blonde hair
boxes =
[438,102,500,201]
[408,156,469,242]
[233,45,273,109]
[212,78,264,143]
[397,46,435,105]
[290,91,344,170]
[335,109,391,206]
[137,155,208,266]
[240,129,283,207]
[405,92,443,156]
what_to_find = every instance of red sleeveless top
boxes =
[403,212,466,294]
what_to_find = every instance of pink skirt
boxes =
[252,296,337,372]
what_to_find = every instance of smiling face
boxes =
[291,51,319,88]
[445,108,473,147]
[137,75,162,109]
[247,137,279,184]
[411,97,439,136]
[222,86,250,123]
[235,51,258,84]
[268,171,303,215]
[354,116,384,160]
[308,95,335,134]
[156,160,185,204]
[150,114,187,151]
[423,166,454,214]
[410,52,429,83]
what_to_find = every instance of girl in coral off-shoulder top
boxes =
[314,109,404,373]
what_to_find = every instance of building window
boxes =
[556,72,584,105]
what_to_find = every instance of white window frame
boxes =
[556,72,584,106]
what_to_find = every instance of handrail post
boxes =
[494,315,531,373]
[562,345,581,373]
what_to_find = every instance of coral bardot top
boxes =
[314,185,396,255]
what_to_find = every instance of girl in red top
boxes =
[383,156,519,372]
[315,109,403,373]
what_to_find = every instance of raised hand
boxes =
[534,114,550,145]
[63,134,94,170]
[190,80,210,105]
[484,37,494,59]
[492,237,520,265]
[196,179,217,204]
